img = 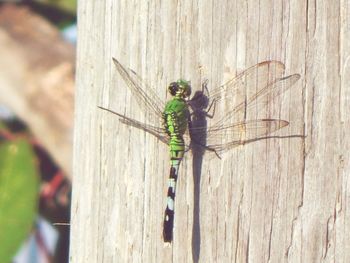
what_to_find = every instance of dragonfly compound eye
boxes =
[168,82,179,96]
[176,79,191,98]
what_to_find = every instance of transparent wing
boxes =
[187,65,300,149]
[208,60,285,109]
[98,106,169,144]
[213,73,301,127]
[190,119,289,154]
[112,58,165,124]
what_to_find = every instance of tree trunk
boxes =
[70,0,349,262]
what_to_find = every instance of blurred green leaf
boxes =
[0,140,39,263]
[36,0,77,13]
[27,0,76,29]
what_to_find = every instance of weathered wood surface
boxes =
[0,4,75,177]
[71,0,349,262]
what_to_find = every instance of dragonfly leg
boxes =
[201,79,209,92]
[204,145,221,159]
[206,98,217,119]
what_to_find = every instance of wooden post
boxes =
[71,0,350,262]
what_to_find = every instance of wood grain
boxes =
[71,0,349,262]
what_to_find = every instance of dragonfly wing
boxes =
[112,58,165,124]
[245,73,301,111]
[98,106,169,144]
[190,119,289,154]
[208,60,285,107]
[120,119,169,145]
[213,73,301,127]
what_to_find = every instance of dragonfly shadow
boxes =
[188,81,305,262]
[188,85,213,263]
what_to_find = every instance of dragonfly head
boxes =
[168,79,191,99]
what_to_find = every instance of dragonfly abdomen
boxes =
[163,153,182,242]
[162,97,189,242]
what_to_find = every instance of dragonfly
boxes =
[98,58,300,243]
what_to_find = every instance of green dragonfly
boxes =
[98,58,300,243]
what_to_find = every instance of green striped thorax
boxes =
[163,79,191,150]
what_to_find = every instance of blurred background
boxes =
[0,1,76,262]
